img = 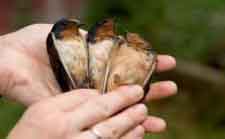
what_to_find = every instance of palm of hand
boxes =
[0,24,60,106]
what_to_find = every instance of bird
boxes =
[105,32,157,95]
[87,18,118,92]
[47,18,89,92]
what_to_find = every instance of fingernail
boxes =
[151,119,166,132]
[134,104,148,114]
[135,126,145,137]
[163,81,178,95]
[144,117,167,133]
[167,56,176,67]
[128,104,148,122]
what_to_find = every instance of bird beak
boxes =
[69,19,85,27]
[77,23,85,28]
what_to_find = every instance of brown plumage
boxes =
[105,33,157,95]
[47,19,88,92]
[87,19,117,92]
[47,18,157,97]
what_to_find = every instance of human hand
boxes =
[0,24,177,135]
[0,24,61,106]
[0,24,177,107]
[9,86,150,139]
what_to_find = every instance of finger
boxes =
[71,131,98,139]
[121,125,145,139]
[145,81,177,102]
[10,24,53,49]
[15,24,87,44]
[142,116,167,133]
[69,85,144,130]
[90,104,147,138]
[156,55,176,72]
[75,126,145,139]
[43,89,100,112]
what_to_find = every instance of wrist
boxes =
[7,104,63,139]
[8,118,47,139]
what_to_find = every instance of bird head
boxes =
[126,33,152,51]
[87,18,116,43]
[51,18,84,40]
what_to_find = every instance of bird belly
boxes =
[57,40,88,87]
[107,46,152,91]
[89,40,114,89]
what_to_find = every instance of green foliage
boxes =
[84,0,225,139]
[0,99,24,138]
[1,1,225,138]
[84,0,225,61]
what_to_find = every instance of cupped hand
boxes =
[0,24,60,105]
[0,24,177,133]
[0,24,177,106]
[9,86,148,139]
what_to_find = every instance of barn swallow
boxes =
[47,18,89,92]
[87,18,118,92]
[105,32,157,95]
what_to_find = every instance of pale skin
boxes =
[0,24,177,138]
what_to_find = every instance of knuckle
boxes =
[124,113,137,126]
[97,124,121,138]
[119,86,144,103]
[121,126,145,139]
[117,92,134,106]
[138,104,148,116]
[74,89,100,97]
[115,92,142,109]
[109,128,120,138]
[127,104,148,122]
[25,102,68,135]
[135,126,145,137]
[92,99,112,117]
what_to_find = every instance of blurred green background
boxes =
[0,0,225,138]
